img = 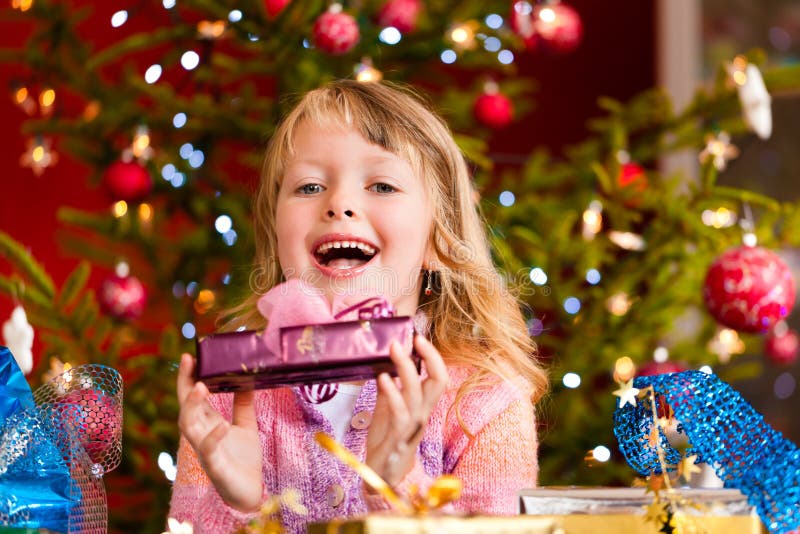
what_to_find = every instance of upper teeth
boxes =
[316,241,376,255]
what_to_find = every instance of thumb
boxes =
[231,389,257,429]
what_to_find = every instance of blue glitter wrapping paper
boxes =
[0,347,35,428]
[613,370,800,534]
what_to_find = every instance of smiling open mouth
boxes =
[313,240,377,269]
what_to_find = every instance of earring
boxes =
[424,270,434,296]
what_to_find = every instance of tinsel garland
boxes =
[613,370,800,534]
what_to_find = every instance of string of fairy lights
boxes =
[525,55,797,466]
[8,1,797,481]
[9,0,586,356]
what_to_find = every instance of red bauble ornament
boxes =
[617,162,648,191]
[102,160,152,202]
[60,389,122,466]
[510,1,583,53]
[265,0,290,18]
[100,273,147,320]
[765,326,799,365]
[376,0,421,33]
[616,162,648,206]
[312,5,360,55]
[703,245,796,333]
[474,90,514,128]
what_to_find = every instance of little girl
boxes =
[169,80,548,533]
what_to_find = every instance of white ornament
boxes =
[2,305,34,375]
[729,61,772,140]
[613,379,640,409]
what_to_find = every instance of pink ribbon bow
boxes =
[256,279,395,361]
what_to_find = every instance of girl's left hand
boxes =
[365,335,448,487]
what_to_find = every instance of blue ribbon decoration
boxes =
[613,370,800,534]
[0,346,78,532]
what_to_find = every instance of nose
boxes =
[326,208,354,219]
[324,184,357,220]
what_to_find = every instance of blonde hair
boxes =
[227,79,548,410]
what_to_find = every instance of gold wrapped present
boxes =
[309,515,558,534]
[518,487,766,534]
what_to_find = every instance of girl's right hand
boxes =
[177,353,263,512]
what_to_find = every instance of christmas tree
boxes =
[1,1,799,532]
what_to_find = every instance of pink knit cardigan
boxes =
[168,366,539,533]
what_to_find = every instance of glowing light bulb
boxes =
[11,0,34,12]
[562,372,581,389]
[39,88,55,114]
[448,21,478,50]
[144,64,162,84]
[138,203,153,222]
[606,292,632,316]
[194,289,216,314]
[132,126,151,159]
[355,58,383,82]
[13,86,28,105]
[614,356,636,383]
[197,20,226,39]
[112,201,128,218]
[538,7,556,23]
[582,200,603,239]
[181,51,200,70]
[111,10,128,28]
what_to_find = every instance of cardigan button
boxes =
[327,484,345,508]
[350,410,372,430]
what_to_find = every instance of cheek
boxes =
[274,206,304,270]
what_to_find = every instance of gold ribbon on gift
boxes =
[314,432,462,514]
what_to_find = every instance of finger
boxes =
[377,372,412,434]
[176,353,196,404]
[232,389,257,430]
[414,336,448,413]
[197,419,231,460]
[389,341,423,413]
[178,382,215,439]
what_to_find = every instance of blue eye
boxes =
[370,183,396,194]
[298,183,323,195]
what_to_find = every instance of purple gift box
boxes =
[195,298,418,393]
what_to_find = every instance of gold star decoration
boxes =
[613,378,640,408]
[699,132,739,171]
[19,136,57,176]
[644,499,668,524]
[679,454,702,482]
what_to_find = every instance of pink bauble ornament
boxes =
[764,325,799,365]
[60,389,122,465]
[376,0,421,33]
[510,1,583,53]
[703,245,796,333]
[265,0,290,18]
[474,89,514,128]
[312,5,360,55]
[100,273,147,320]
[102,160,152,202]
